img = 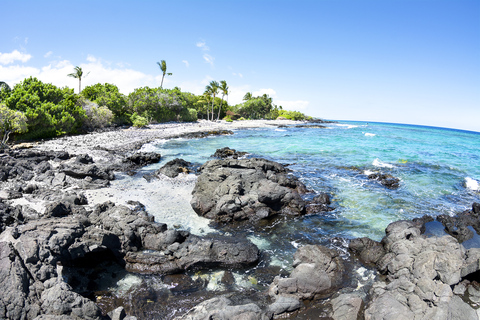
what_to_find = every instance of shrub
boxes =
[131,112,149,128]
[0,104,28,147]
[79,98,114,131]
[81,83,129,124]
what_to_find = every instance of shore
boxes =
[3,119,480,319]
[34,119,300,163]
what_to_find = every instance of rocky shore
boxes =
[2,120,480,319]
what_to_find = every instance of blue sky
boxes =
[1,0,479,132]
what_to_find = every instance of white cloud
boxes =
[44,51,53,58]
[228,84,252,105]
[0,57,159,94]
[253,88,277,98]
[0,50,32,65]
[203,54,214,66]
[276,100,310,111]
[86,55,97,63]
[196,40,209,51]
[182,60,189,67]
[232,72,243,78]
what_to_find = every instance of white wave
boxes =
[364,132,376,137]
[335,124,358,129]
[363,170,375,175]
[372,158,395,168]
[465,177,479,191]
[275,128,287,132]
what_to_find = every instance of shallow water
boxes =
[95,121,480,318]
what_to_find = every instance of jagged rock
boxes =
[359,219,480,319]
[211,147,247,159]
[306,192,334,214]
[367,173,400,189]
[125,234,259,275]
[269,245,345,302]
[157,158,193,178]
[174,296,268,320]
[75,154,94,164]
[60,163,114,181]
[191,158,308,222]
[330,293,364,320]
[349,237,385,266]
[126,152,161,166]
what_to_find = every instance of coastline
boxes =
[34,119,301,163]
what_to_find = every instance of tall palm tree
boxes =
[243,92,253,101]
[157,60,172,89]
[208,81,219,122]
[217,80,228,121]
[68,66,87,93]
[203,86,213,121]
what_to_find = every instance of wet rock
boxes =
[211,147,247,159]
[306,192,334,214]
[157,158,193,178]
[269,245,345,303]
[171,130,234,140]
[175,295,268,320]
[435,203,480,243]
[125,235,259,275]
[191,158,308,223]
[367,172,400,189]
[126,152,161,166]
[349,237,385,266]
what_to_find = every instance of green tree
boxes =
[4,77,85,139]
[157,60,172,89]
[81,83,129,123]
[217,80,228,121]
[68,66,88,93]
[0,104,28,147]
[0,81,12,102]
[243,92,253,101]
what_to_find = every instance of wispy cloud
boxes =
[253,88,277,97]
[44,51,53,58]
[232,72,243,78]
[203,54,214,66]
[196,40,209,51]
[182,60,189,67]
[0,50,32,65]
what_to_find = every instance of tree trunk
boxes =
[217,94,225,121]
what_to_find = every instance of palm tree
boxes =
[208,81,219,122]
[217,80,228,121]
[203,86,213,121]
[68,66,88,93]
[243,92,253,101]
[157,60,172,89]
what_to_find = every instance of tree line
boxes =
[0,63,311,146]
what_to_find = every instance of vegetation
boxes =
[157,60,172,89]
[1,66,314,143]
[81,83,129,123]
[0,104,27,147]
[68,66,88,93]
[2,77,85,139]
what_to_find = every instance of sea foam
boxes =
[364,133,376,137]
[465,177,479,191]
[372,158,394,168]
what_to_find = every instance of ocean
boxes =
[94,121,480,317]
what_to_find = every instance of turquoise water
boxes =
[147,121,480,243]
